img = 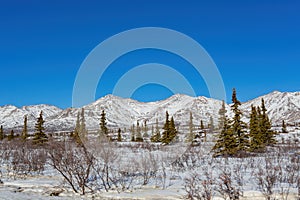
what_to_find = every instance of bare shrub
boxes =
[216,168,241,200]
[91,140,119,192]
[138,151,159,185]
[254,156,279,200]
[0,139,47,179]
[184,167,214,200]
[48,140,94,195]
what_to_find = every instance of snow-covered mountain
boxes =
[0,104,62,132]
[0,91,299,133]
[241,91,300,125]
[46,94,228,132]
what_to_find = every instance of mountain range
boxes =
[0,91,299,133]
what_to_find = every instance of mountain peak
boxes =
[0,91,299,131]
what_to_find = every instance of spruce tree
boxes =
[0,125,4,140]
[117,128,122,142]
[282,120,288,133]
[143,120,149,138]
[186,112,194,143]
[212,115,237,157]
[218,100,227,130]
[33,111,48,144]
[21,115,28,140]
[79,108,88,140]
[161,112,177,145]
[231,88,248,152]
[150,119,161,142]
[131,124,136,142]
[249,105,264,151]
[169,117,178,142]
[73,112,83,145]
[161,111,171,144]
[100,110,108,137]
[135,121,143,142]
[259,98,276,145]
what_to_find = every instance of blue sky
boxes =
[0,0,299,108]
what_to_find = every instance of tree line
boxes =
[0,88,290,157]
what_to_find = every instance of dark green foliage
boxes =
[151,119,161,142]
[100,110,108,137]
[33,111,48,144]
[169,117,178,141]
[161,111,170,144]
[161,111,178,145]
[259,99,276,145]
[212,116,237,157]
[249,105,264,151]
[231,88,248,151]
[117,128,122,142]
[73,112,83,145]
[213,88,249,157]
[79,108,88,141]
[21,115,28,140]
[218,100,227,130]
[0,125,4,140]
[282,120,288,133]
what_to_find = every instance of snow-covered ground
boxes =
[0,128,299,199]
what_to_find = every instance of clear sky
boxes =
[0,0,299,108]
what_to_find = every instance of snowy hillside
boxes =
[241,91,300,125]
[0,104,62,132]
[46,94,228,132]
[0,91,299,132]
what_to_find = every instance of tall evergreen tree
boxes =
[161,112,177,144]
[186,112,194,142]
[33,111,48,144]
[282,120,288,133]
[135,121,143,142]
[169,117,178,142]
[21,115,28,140]
[249,105,264,151]
[0,125,4,140]
[100,110,108,137]
[117,128,122,142]
[73,112,83,145]
[79,108,88,140]
[212,115,237,157]
[151,119,161,142]
[143,120,149,138]
[218,100,227,130]
[231,88,248,151]
[130,124,136,142]
[259,98,276,145]
[161,111,171,144]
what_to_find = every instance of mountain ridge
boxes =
[0,91,299,132]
